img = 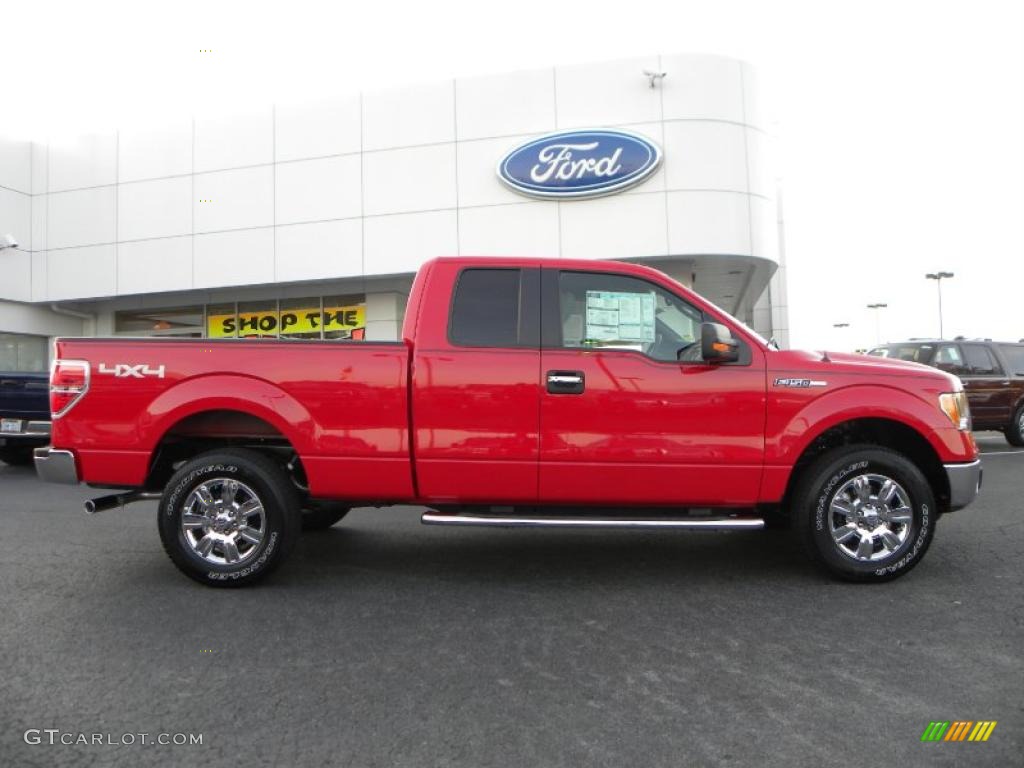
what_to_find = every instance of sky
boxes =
[4,0,1022,351]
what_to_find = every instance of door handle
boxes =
[547,370,585,394]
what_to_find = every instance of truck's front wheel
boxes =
[793,446,936,582]
[157,448,300,587]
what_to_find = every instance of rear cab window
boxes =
[448,268,539,348]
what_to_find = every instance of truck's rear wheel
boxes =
[301,501,350,531]
[157,448,300,587]
[792,445,936,582]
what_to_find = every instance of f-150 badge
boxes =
[98,363,166,379]
[774,378,827,388]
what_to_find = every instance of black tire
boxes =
[301,501,351,531]
[792,445,937,582]
[157,448,300,587]
[0,446,35,466]
[1004,404,1024,446]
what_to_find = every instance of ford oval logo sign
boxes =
[497,129,662,200]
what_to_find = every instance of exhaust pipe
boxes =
[84,491,162,515]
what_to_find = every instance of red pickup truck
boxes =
[35,257,981,586]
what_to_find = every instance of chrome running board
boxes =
[421,513,764,530]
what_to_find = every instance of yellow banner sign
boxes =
[207,305,365,338]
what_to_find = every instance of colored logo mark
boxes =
[497,129,662,200]
[920,721,997,742]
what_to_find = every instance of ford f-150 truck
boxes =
[35,257,982,586]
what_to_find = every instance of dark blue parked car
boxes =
[0,372,51,465]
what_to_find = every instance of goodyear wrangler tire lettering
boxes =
[794,446,936,583]
[157,449,299,588]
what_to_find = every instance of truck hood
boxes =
[769,349,961,388]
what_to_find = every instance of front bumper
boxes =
[34,447,80,485]
[944,459,982,511]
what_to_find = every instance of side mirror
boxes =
[701,322,739,363]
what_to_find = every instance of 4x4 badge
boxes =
[774,378,827,388]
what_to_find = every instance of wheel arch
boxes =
[141,375,316,491]
[781,417,951,515]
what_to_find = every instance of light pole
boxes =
[925,271,954,339]
[866,304,887,346]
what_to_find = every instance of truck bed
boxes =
[51,337,414,500]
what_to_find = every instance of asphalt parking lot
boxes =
[1,435,1021,767]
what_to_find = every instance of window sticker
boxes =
[584,291,656,344]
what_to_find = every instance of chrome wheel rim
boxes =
[828,473,913,562]
[180,478,266,565]
[1018,411,1024,438]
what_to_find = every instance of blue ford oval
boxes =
[496,129,662,199]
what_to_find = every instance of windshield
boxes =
[868,344,935,362]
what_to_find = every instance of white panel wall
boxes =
[275,96,361,161]
[13,52,780,322]
[118,237,193,295]
[661,54,745,123]
[275,219,362,282]
[456,69,555,140]
[48,133,118,191]
[0,138,32,193]
[663,121,748,193]
[47,244,117,300]
[363,144,457,215]
[194,166,274,232]
[364,210,457,274]
[118,176,192,241]
[556,56,662,128]
[362,81,455,151]
[667,191,750,256]
[193,228,274,289]
[560,193,669,260]
[275,155,361,225]
[119,117,193,182]
[47,187,116,249]
[0,186,31,250]
[194,108,273,172]
[458,203,559,257]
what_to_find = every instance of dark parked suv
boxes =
[869,339,1024,445]
[0,372,52,465]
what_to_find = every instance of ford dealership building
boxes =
[0,53,787,369]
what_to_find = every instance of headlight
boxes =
[939,391,971,431]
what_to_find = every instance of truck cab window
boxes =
[449,269,521,347]
[557,271,702,361]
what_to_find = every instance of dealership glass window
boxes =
[449,269,521,347]
[114,306,203,337]
[0,333,49,372]
[203,297,367,340]
[322,294,367,340]
[206,304,237,338]
[235,301,278,339]
[557,271,702,361]
[279,298,323,340]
